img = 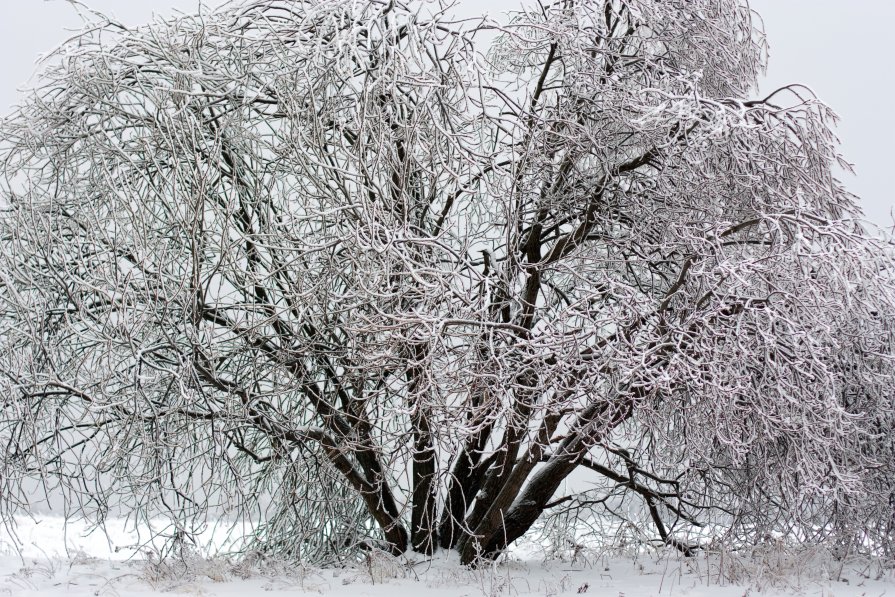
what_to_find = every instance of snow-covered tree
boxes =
[1,0,893,564]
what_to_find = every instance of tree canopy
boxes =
[1,0,893,564]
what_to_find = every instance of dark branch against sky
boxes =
[0,0,891,226]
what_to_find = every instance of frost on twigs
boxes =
[0,0,893,567]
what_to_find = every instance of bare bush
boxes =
[1,0,893,565]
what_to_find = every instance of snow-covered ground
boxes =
[0,517,892,596]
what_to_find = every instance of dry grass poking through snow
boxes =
[0,517,893,596]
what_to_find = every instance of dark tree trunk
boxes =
[405,343,438,553]
[410,417,438,553]
[473,454,580,561]
[459,399,633,564]
[437,387,498,549]
[437,435,489,549]
[355,452,409,555]
[457,367,539,555]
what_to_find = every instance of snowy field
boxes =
[0,517,892,596]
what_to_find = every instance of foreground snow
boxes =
[0,517,892,596]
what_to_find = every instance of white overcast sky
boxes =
[0,0,892,228]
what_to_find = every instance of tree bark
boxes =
[410,413,438,553]
[459,399,633,564]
